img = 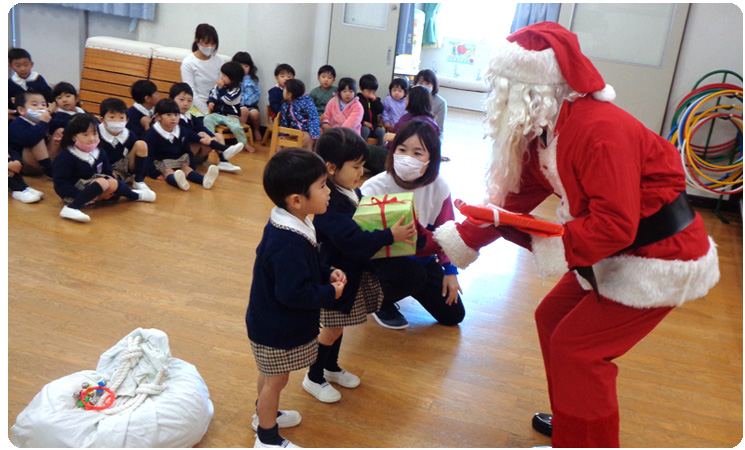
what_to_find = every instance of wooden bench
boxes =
[79,37,160,116]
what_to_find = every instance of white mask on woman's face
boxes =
[393,154,429,182]
[197,44,214,57]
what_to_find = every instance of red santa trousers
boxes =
[535,272,673,448]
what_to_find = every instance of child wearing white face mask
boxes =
[8,90,56,178]
[52,113,155,222]
[97,98,152,192]
[360,120,465,329]
[180,23,224,115]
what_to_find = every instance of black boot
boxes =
[532,413,552,437]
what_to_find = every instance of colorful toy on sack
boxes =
[73,381,115,411]
[453,199,564,237]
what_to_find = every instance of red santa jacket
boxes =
[502,96,719,308]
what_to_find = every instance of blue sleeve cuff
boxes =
[442,262,458,275]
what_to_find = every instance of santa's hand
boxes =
[454,198,502,226]
[433,218,502,269]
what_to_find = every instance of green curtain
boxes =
[422,3,441,47]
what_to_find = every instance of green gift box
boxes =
[353,193,418,259]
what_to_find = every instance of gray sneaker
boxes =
[372,303,409,329]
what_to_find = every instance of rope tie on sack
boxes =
[95,335,169,415]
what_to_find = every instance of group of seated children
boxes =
[8,47,249,222]
[267,63,447,153]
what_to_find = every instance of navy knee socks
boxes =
[186,170,204,184]
[68,183,104,209]
[8,173,28,192]
[134,155,147,183]
[325,334,343,372]
[115,180,139,200]
[308,343,333,384]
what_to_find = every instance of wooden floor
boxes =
[7,109,743,447]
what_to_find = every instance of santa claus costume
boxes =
[434,22,720,447]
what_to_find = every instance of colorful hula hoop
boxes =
[668,83,743,195]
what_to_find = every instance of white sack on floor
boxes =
[10,328,214,447]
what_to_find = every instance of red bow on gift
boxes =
[361,195,416,257]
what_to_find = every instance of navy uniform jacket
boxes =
[99,127,139,165]
[126,104,152,140]
[246,221,337,349]
[144,124,203,162]
[8,75,53,110]
[9,117,49,155]
[52,147,113,200]
[313,187,393,313]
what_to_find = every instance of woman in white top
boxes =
[180,24,223,115]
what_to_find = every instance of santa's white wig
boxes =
[483,42,578,205]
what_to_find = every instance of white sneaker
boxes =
[174,170,190,190]
[222,142,244,160]
[133,189,156,202]
[216,161,242,173]
[11,188,42,203]
[25,187,44,198]
[132,180,151,191]
[203,165,219,189]
[251,410,302,431]
[253,437,300,448]
[323,369,360,388]
[302,372,341,403]
[60,206,90,222]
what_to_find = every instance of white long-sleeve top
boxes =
[180,53,224,115]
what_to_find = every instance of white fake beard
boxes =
[485,112,531,206]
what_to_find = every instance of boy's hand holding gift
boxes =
[352,193,418,259]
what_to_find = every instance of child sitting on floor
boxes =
[246,148,345,448]
[144,99,219,191]
[8,90,55,177]
[49,82,87,154]
[127,80,160,140]
[169,82,243,173]
[279,78,320,151]
[97,98,151,192]
[8,47,53,116]
[52,113,155,222]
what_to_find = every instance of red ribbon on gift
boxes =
[362,195,410,257]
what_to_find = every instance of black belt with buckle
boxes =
[572,191,696,297]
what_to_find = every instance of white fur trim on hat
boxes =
[531,235,569,279]
[433,221,480,269]
[576,237,720,308]
[592,84,616,102]
[489,41,565,86]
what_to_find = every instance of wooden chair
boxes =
[268,112,304,155]
[79,37,158,115]
[261,105,277,146]
[214,123,254,146]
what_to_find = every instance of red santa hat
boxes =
[492,21,615,102]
